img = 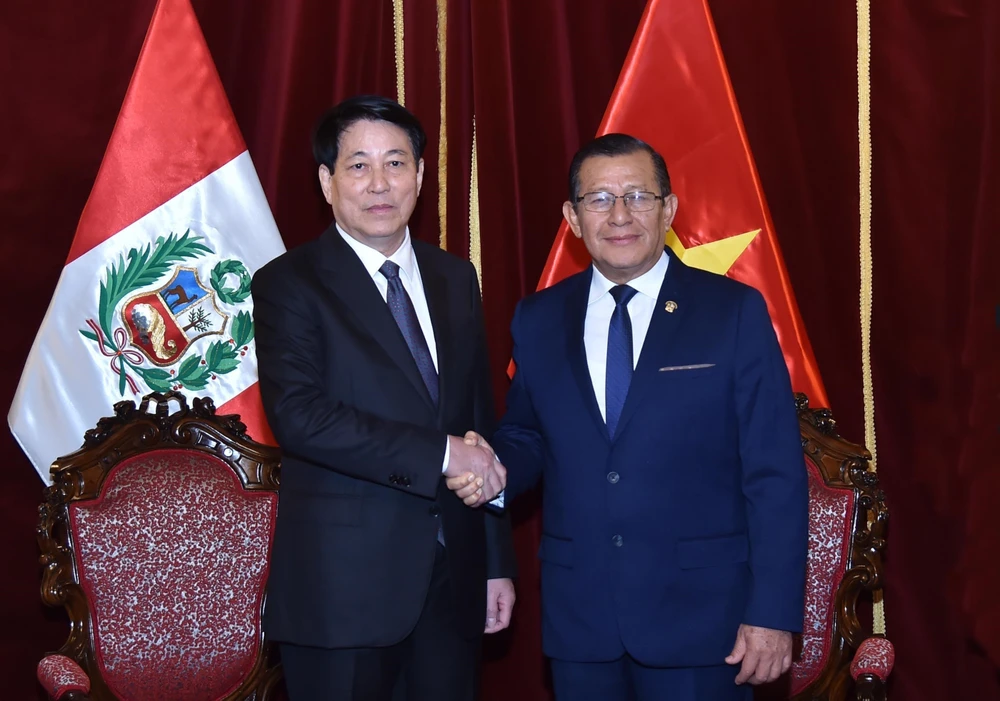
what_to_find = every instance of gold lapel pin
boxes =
[664,300,678,313]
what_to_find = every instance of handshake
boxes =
[444,431,504,507]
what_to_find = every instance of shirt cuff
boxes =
[441,436,451,474]
[489,452,505,508]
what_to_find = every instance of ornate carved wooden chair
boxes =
[36,392,282,701]
[762,394,894,701]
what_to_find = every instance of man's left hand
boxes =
[725,624,793,684]
[485,578,515,634]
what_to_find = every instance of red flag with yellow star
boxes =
[538,0,827,405]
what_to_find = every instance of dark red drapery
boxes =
[1,1,996,699]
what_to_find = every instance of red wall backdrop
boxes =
[1,1,997,699]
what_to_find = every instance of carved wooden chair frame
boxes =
[793,394,890,701]
[37,392,282,701]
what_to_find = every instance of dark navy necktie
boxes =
[379,260,439,405]
[606,284,637,438]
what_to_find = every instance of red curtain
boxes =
[1,1,997,699]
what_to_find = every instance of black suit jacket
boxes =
[252,224,516,648]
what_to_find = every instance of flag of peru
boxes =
[8,0,285,482]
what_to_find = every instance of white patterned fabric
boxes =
[69,449,276,700]
[37,654,90,698]
[789,457,855,695]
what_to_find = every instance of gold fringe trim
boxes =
[392,0,405,106]
[436,0,448,250]
[857,0,885,636]
[469,116,482,290]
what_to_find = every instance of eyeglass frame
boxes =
[573,190,667,213]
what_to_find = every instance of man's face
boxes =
[562,151,677,284]
[318,119,424,254]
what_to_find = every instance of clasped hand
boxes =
[444,431,504,507]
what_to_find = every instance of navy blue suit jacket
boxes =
[492,248,807,666]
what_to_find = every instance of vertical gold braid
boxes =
[469,116,482,290]
[436,0,448,250]
[392,0,405,106]
[857,0,885,636]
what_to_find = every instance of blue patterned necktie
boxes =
[379,260,439,405]
[606,284,637,438]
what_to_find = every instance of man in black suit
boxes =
[252,95,516,701]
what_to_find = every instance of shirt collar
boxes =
[336,224,417,281]
[588,249,669,305]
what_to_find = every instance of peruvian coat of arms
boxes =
[81,229,255,395]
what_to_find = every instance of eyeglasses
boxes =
[575,191,665,213]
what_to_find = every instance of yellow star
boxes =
[665,228,759,275]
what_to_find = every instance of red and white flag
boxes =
[8,0,284,482]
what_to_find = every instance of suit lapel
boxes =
[613,248,689,440]
[565,268,611,441]
[316,226,436,412]
[412,242,450,421]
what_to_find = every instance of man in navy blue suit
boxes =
[452,133,808,700]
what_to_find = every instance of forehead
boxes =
[337,119,413,159]
[578,151,657,189]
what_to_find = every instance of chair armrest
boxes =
[851,636,895,701]
[37,655,91,701]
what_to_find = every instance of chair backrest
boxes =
[38,392,282,701]
[780,394,888,700]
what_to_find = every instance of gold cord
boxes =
[857,0,885,637]
[436,0,448,249]
[469,116,482,290]
[392,0,405,105]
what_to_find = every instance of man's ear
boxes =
[662,193,679,231]
[318,165,334,204]
[563,201,583,239]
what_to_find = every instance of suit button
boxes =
[607,471,620,484]
[388,474,399,484]
[401,476,412,487]
[612,534,623,547]
[429,506,441,516]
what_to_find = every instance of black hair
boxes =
[312,95,427,170]
[568,133,671,201]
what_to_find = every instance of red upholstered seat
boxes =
[36,392,282,701]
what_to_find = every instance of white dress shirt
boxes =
[493,253,669,510]
[336,225,451,471]
[584,251,669,420]
[337,225,438,369]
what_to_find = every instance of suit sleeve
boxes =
[251,263,446,499]
[491,300,547,501]
[735,288,809,633]
[466,265,517,580]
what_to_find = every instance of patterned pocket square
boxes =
[658,363,716,372]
